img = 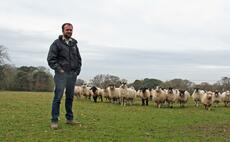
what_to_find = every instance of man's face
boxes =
[63,25,73,39]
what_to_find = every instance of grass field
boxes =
[0,91,229,142]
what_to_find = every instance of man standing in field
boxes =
[47,23,82,129]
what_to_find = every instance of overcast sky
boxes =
[1,0,230,83]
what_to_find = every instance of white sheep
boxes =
[139,88,150,106]
[81,84,91,100]
[177,90,190,107]
[165,87,177,108]
[97,88,104,102]
[74,86,82,99]
[222,91,230,107]
[136,90,142,99]
[201,91,214,110]
[212,91,222,107]
[119,83,129,106]
[103,87,111,102]
[108,85,121,104]
[126,87,137,105]
[152,87,166,108]
[192,88,205,107]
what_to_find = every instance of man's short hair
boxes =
[62,23,73,31]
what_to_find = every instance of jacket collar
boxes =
[58,35,77,46]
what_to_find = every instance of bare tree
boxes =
[216,77,230,91]
[76,78,85,86]
[90,74,121,88]
[0,45,10,65]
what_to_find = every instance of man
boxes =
[47,23,82,129]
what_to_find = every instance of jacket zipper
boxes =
[69,44,71,71]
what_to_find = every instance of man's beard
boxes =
[64,33,72,39]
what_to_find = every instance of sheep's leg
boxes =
[124,98,127,106]
[100,96,103,102]
[167,101,170,108]
[131,98,134,105]
[75,93,80,100]
[142,99,145,106]
[205,105,208,110]
[93,96,97,103]
[95,96,98,103]
[215,102,218,107]
[115,97,118,104]
[77,94,81,99]
[208,105,211,111]
[156,102,159,108]
[195,101,198,107]
[170,103,173,108]
[158,103,161,108]
[181,102,184,107]
[121,97,124,106]
[146,99,148,106]
[168,102,172,108]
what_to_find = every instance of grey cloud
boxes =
[1,1,230,83]
[79,42,230,83]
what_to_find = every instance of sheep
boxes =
[119,83,129,106]
[97,88,104,102]
[90,86,102,103]
[222,91,230,107]
[165,87,177,108]
[108,84,121,104]
[103,87,111,102]
[212,91,222,107]
[192,88,205,107]
[139,87,150,106]
[201,91,214,110]
[136,90,142,99]
[74,86,82,99]
[177,90,190,107]
[81,84,91,100]
[152,87,167,108]
[126,87,137,105]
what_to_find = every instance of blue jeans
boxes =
[51,72,77,122]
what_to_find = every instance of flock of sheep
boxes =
[74,83,230,110]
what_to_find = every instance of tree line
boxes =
[0,64,54,91]
[89,75,230,93]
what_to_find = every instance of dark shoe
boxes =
[50,122,58,129]
[66,120,80,125]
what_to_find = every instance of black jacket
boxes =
[47,35,82,75]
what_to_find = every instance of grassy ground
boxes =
[0,91,229,142]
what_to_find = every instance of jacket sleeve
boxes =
[75,44,82,75]
[47,41,62,72]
